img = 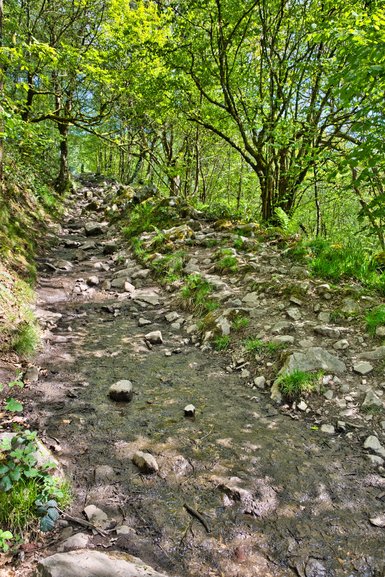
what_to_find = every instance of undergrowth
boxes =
[276,370,323,400]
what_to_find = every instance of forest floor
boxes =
[4,177,385,577]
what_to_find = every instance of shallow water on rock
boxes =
[25,198,385,577]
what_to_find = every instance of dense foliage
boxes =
[1,0,385,265]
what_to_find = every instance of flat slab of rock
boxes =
[132,451,159,474]
[84,221,106,236]
[358,347,385,361]
[279,347,346,375]
[314,325,341,338]
[36,550,173,577]
[108,380,133,402]
[353,361,373,375]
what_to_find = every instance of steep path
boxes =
[17,179,385,577]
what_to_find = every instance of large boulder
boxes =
[279,347,346,376]
[35,550,173,577]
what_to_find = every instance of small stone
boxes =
[364,435,382,451]
[314,325,341,338]
[271,335,294,345]
[123,281,135,293]
[138,317,152,327]
[242,292,259,306]
[286,307,302,321]
[271,321,294,335]
[132,451,159,474]
[58,533,90,552]
[289,296,302,306]
[253,376,266,389]
[323,390,334,400]
[376,326,385,337]
[370,514,385,527]
[362,390,383,409]
[103,242,118,255]
[240,369,250,379]
[320,424,335,434]
[358,346,385,361]
[94,465,115,483]
[116,525,135,536]
[353,361,374,375]
[165,312,180,322]
[297,400,308,411]
[145,330,163,345]
[184,404,196,417]
[367,455,384,466]
[318,312,331,323]
[83,505,108,527]
[84,221,105,236]
[23,366,40,383]
[333,339,349,350]
[87,275,99,286]
[108,380,133,402]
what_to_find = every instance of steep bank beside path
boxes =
[14,177,385,577]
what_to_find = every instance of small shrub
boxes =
[366,305,385,336]
[216,254,238,273]
[214,335,231,350]
[276,370,322,400]
[0,430,71,535]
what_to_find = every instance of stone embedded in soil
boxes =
[94,464,116,482]
[124,281,136,293]
[297,400,308,411]
[370,514,385,527]
[362,390,383,409]
[108,380,133,402]
[103,241,118,255]
[184,404,196,416]
[58,532,90,552]
[145,330,163,344]
[83,504,108,528]
[271,335,295,345]
[320,424,335,434]
[375,326,385,337]
[36,550,171,577]
[138,317,152,327]
[333,339,349,350]
[87,275,99,286]
[358,346,385,361]
[271,321,294,335]
[135,292,160,306]
[132,451,159,474]
[279,347,346,376]
[286,307,302,321]
[23,365,40,383]
[364,435,383,452]
[254,376,266,389]
[84,221,106,236]
[165,311,180,322]
[353,361,374,375]
[242,292,259,306]
[314,325,341,338]
[111,277,128,289]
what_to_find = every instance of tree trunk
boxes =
[0,0,4,188]
[55,122,70,194]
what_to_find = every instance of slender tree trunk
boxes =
[55,122,70,194]
[0,0,4,187]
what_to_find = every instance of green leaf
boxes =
[5,398,23,412]
[40,514,56,532]
[0,475,12,492]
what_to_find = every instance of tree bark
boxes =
[55,122,70,194]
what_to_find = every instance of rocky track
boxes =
[11,177,385,577]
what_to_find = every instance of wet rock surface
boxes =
[16,177,385,577]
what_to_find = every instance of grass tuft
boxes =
[276,370,322,400]
[365,305,385,336]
